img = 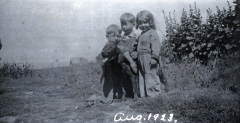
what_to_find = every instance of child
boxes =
[135,10,161,98]
[101,24,123,103]
[116,13,139,99]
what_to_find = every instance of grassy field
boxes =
[0,53,239,123]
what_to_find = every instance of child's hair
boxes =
[136,10,156,30]
[120,13,135,25]
[106,24,122,36]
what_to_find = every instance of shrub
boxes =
[162,1,240,64]
[0,62,34,79]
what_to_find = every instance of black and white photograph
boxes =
[0,0,239,122]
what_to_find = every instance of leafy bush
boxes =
[0,62,34,79]
[162,1,240,64]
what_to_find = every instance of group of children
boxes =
[101,10,168,103]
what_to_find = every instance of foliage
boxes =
[0,62,34,79]
[162,1,240,64]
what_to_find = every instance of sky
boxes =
[0,0,234,68]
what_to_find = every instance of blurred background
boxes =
[0,0,233,69]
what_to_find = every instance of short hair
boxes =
[106,24,122,36]
[136,10,156,30]
[120,13,135,25]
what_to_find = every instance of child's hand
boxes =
[130,52,138,59]
[150,58,157,65]
[130,62,137,73]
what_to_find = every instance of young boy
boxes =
[101,24,123,103]
[116,13,139,99]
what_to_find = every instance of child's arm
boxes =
[123,51,135,65]
[116,44,137,73]
[117,44,131,54]
[123,51,137,73]
[150,31,161,64]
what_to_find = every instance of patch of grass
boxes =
[131,88,239,123]
[162,52,240,92]
[32,62,103,99]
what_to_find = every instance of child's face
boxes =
[121,21,134,34]
[106,32,120,42]
[137,18,150,32]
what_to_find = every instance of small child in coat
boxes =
[101,24,123,103]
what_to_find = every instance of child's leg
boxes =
[133,75,139,99]
[140,54,161,97]
[138,68,146,98]
[150,64,161,92]
[145,72,159,97]
[122,75,133,98]
[138,55,149,98]
[102,61,114,103]
[112,62,123,99]
[103,61,114,98]
[124,64,138,99]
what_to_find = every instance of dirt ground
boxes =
[0,77,119,123]
[0,75,167,123]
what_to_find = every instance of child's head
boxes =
[120,13,135,34]
[106,24,122,42]
[136,10,156,31]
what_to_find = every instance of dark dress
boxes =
[101,41,123,99]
